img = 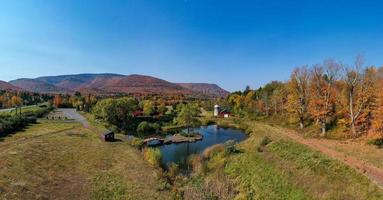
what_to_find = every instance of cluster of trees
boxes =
[226,57,383,139]
[93,97,139,130]
[53,92,98,111]
[92,96,202,136]
[0,91,49,109]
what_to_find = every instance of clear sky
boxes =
[0,0,382,91]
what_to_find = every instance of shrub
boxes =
[143,148,162,167]
[128,136,144,149]
[260,136,272,146]
[224,140,239,154]
[257,136,273,152]
[368,138,383,148]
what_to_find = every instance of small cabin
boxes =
[101,130,115,142]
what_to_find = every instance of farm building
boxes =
[214,104,220,117]
[214,105,231,118]
[101,130,115,142]
[219,109,231,118]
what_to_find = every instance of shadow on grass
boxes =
[0,122,37,142]
[108,138,123,143]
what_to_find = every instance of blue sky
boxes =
[0,0,382,91]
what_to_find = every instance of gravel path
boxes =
[58,108,90,128]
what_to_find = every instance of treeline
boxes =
[52,92,98,112]
[225,56,383,139]
[0,90,51,109]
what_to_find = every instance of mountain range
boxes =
[3,73,229,97]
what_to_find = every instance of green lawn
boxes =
[0,119,170,199]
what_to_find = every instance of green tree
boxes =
[93,97,138,130]
[137,121,160,136]
[142,100,155,116]
[174,103,201,134]
[157,102,168,115]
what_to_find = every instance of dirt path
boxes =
[277,126,383,189]
[58,108,90,127]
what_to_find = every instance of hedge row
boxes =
[0,106,53,136]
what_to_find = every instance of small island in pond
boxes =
[143,132,203,146]
[164,133,203,144]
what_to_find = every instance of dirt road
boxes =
[58,108,90,127]
[277,126,383,189]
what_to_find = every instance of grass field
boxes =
[0,105,44,116]
[0,118,170,199]
[211,118,383,200]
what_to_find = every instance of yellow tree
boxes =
[272,86,288,115]
[11,95,22,107]
[308,60,340,136]
[0,95,3,108]
[342,57,378,138]
[287,66,310,129]
[244,90,257,113]
[371,67,383,138]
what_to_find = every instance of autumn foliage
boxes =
[225,57,383,139]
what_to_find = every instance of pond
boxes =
[158,125,247,169]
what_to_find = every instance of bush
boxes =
[0,105,52,137]
[369,138,383,148]
[260,136,272,146]
[143,148,162,167]
[257,136,272,152]
[127,136,144,149]
[224,140,239,154]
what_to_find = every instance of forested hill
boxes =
[5,73,229,97]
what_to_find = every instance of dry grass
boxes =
[0,120,170,200]
[318,139,383,170]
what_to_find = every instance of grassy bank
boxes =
[0,119,170,199]
[187,117,383,199]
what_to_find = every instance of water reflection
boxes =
[159,125,247,168]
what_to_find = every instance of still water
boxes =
[159,125,247,168]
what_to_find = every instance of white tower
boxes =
[214,105,220,117]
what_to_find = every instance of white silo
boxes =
[214,105,220,117]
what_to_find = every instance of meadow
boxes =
[0,119,170,199]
